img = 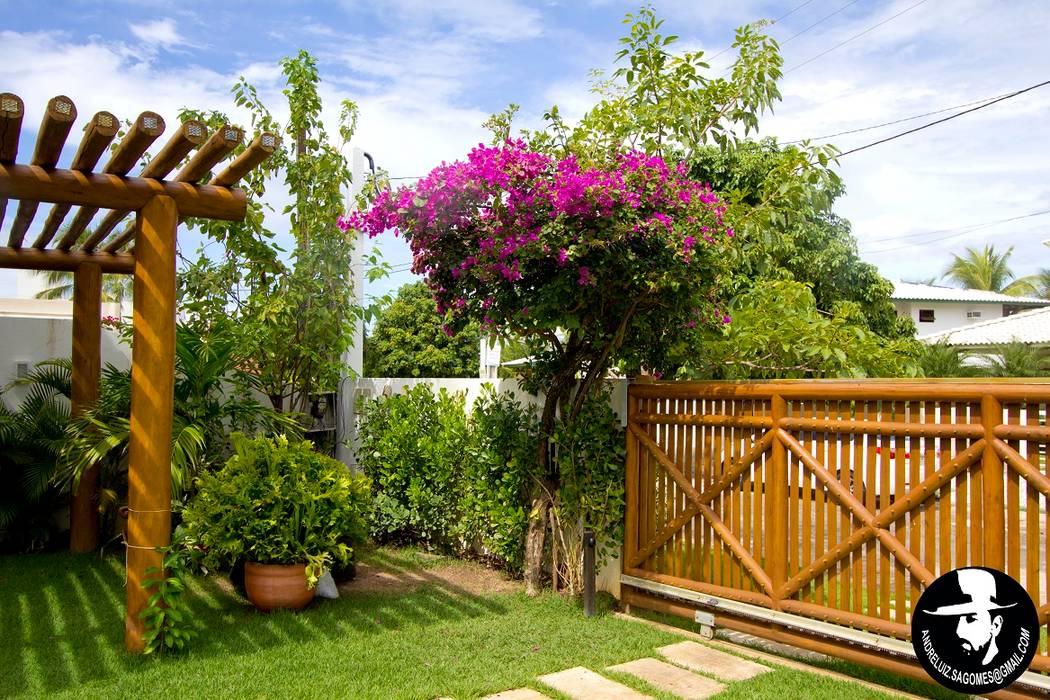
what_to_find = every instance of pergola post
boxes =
[69,261,101,552]
[124,195,176,652]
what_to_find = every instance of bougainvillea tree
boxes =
[342,140,734,592]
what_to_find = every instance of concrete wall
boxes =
[895,300,1006,336]
[0,300,130,409]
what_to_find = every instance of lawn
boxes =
[0,546,905,699]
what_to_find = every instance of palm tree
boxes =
[1023,267,1050,300]
[980,341,1049,377]
[32,224,133,312]
[942,245,1035,296]
[35,270,132,306]
[55,321,300,509]
[920,342,979,378]
[0,361,72,551]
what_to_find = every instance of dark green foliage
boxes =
[357,385,625,584]
[182,433,371,585]
[458,387,540,574]
[365,282,480,378]
[689,139,908,341]
[55,322,297,541]
[920,342,980,378]
[980,341,1049,377]
[357,385,471,548]
[0,360,72,552]
[550,386,626,585]
[920,341,1048,378]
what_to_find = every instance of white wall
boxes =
[0,304,130,409]
[895,301,1006,335]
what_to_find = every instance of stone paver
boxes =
[608,657,726,699]
[480,689,551,700]
[538,666,652,700]
[658,640,771,682]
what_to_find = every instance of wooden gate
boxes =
[622,380,1050,695]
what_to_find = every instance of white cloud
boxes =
[128,18,184,48]
[371,0,543,41]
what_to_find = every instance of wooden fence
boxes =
[622,380,1050,695]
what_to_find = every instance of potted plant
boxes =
[182,433,370,611]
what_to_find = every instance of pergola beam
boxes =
[7,95,77,247]
[0,93,24,232]
[69,262,102,552]
[34,111,120,248]
[83,119,208,252]
[0,163,247,220]
[57,111,165,250]
[0,246,135,273]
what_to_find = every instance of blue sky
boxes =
[2,0,1049,302]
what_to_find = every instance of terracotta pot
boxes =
[243,562,313,612]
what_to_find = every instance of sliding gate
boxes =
[622,380,1050,697]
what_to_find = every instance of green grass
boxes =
[0,547,903,699]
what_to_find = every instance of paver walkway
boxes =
[480,638,771,700]
[479,689,551,700]
[609,657,725,699]
[658,640,771,681]
[538,666,652,699]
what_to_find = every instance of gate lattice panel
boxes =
[624,381,1050,677]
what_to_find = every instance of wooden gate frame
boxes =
[0,92,276,651]
[622,380,1050,697]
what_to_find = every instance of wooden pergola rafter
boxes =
[0,92,278,652]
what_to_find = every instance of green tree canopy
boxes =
[364,282,480,378]
[688,139,910,340]
[179,50,381,416]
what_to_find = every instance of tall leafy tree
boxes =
[943,245,1036,296]
[688,139,910,340]
[364,282,480,378]
[180,51,382,415]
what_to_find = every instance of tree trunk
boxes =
[524,482,550,596]
[523,366,574,596]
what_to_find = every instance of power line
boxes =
[784,0,931,75]
[860,208,1050,255]
[865,208,1050,244]
[707,0,821,63]
[780,0,864,46]
[838,78,1050,157]
[782,89,1014,145]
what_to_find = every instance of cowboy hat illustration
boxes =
[924,569,1017,617]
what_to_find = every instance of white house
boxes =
[891,281,1048,335]
[919,305,1050,352]
[0,298,129,409]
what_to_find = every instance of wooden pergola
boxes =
[0,92,276,652]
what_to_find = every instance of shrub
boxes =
[356,383,625,585]
[357,385,470,548]
[182,433,370,585]
[458,386,540,574]
[550,385,625,593]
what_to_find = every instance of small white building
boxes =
[891,281,1048,335]
[919,305,1050,352]
[0,298,129,409]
